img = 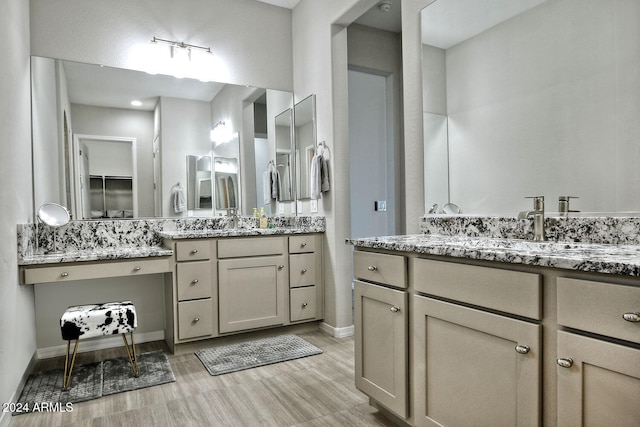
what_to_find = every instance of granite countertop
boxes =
[348,234,640,277]
[159,227,323,239]
[19,246,174,266]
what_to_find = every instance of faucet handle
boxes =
[525,196,545,210]
[558,196,579,214]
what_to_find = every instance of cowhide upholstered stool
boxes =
[60,301,139,390]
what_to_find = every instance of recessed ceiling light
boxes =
[131,100,142,107]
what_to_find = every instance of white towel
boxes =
[310,154,322,200]
[173,184,186,213]
[320,155,330,193]
[271,169,281,201]
[263,170,272,205]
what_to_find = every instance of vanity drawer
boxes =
[217,236,285,258]
[412,258,541,320]
[175,240,211,262]
[290,286,317,322]
[22,257,172,284]
[176,260,213,301]
[557,278,640,344]
[289,253,319,288]
[354,250,407,289]
[289,235,319,254]
[178,299,214,340]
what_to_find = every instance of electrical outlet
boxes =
[279,203,284,214]
[375,200,387,212]
[310,199,318,213]
[297,200,303,214]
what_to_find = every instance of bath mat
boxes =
[195,334,322,376]
[14,351,174,415]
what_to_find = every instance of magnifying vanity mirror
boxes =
[421,0,640,215]
[37,202,70,254]
[30,56,295,220]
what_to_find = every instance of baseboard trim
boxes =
[36,330,165,359]
[0,350,39,427]
[319,322,354,338]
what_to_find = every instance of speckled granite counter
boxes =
[18,216,325,266]
[19,246,174,266]
[349,234,640,277]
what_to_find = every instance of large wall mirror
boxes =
[294,95,317,200]
[422,0,640,215]
[31,56,294,219]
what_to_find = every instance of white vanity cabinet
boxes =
[174,240,217,342]
[556,278,640,426]
[289,235,323,322]
[411,259,541,427]
[353,250,408,419]
[218,236,288,333]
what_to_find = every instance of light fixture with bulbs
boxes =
[210,121,233,145]
[147,36,215,81]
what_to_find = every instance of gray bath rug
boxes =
[14,351,174,415]
[195,334,322,376]
[103,350,175,395]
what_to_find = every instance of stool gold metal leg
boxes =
[122,333,139,377]
[63,339,79,391]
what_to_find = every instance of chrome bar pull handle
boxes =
[515,345,530,354]
[367,265,377,271]
[557,358,574,368]
[623,312,640,322]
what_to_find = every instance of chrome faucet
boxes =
[227,208,239,229]
[518,196,546,241]
[558,195,579,216]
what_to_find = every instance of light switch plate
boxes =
[279,203,284,214]
[310,199,318,213]
[297,200,303,214]
[375,200,387,212]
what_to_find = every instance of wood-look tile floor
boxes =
[9,329,396,427]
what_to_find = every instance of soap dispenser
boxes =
[259,207,268,229]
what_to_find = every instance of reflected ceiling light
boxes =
[130,100,142,107]
[147,36,214,80]
[210,121,233,145]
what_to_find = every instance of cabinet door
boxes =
[557,331,640,427]
[412,295,540,427]
[354,280,408,419]
[218,255,286,333]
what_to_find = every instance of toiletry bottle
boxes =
[259,207,268,229]
[253,207,258,218]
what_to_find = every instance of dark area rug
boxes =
[14,350,174,415]
[195,334,322,376]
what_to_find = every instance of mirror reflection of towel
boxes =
[172,183,186,213]
[263,170,271,205]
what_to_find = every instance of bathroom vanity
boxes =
[18,217,325,354]
[350,220,640,427]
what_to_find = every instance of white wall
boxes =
[292,0,378,333]
[71,104,155,217]
[29,0,293,91]
[0,0,36,424]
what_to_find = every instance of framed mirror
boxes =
[275,109,294,202]
[294,95,317,200]
[30,56,293,219]
[186,155,212,211]
[421,0,640,215]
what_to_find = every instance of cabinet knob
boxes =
[193,317,200,323]
[390,306,400,313]
[191,249,198,254]
[622,312,640,322]
[60,272,69,278]
[301,269,307,274]
[191,279,199,285]
[367,265,377,271]
[133,266,141,272]
[301,242,307,247]
[557,358,573,368]
[515,344,530,354]
[302,302,308,308]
